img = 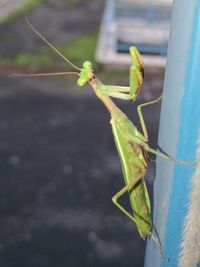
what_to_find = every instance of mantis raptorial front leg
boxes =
[97,47,144,101]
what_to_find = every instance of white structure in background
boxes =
[96,0,173,67]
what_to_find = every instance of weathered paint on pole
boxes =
[144,0,200,266]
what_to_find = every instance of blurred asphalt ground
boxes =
[0,1,164,267]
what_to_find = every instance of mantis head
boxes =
[77,61,94,87]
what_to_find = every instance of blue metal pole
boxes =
[145,0,200,266]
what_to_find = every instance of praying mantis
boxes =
[14,18,194,259]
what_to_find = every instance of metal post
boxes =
[145,0,200,266]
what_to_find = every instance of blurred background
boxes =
[0,0,172,266]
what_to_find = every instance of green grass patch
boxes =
[0,51,53,67]
[0,29,129,83]
[59,32,99,68]
[0,30,99,69]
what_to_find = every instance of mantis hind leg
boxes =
[137,94,162,141]
[111,172,166,258]
[112,172,145,227]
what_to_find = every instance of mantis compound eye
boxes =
[77,77,86,87]
[83,61,92,69]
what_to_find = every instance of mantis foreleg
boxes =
[98,86,133,100]
[96,47,144,101]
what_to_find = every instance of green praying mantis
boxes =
[14,18,195,259]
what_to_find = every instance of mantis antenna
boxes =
[25,17,81,71]
[10,72,80,77]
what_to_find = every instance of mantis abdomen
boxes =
[110,113,151,239]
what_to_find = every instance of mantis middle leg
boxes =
[145,146,195,165]
[137,95,162,141]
